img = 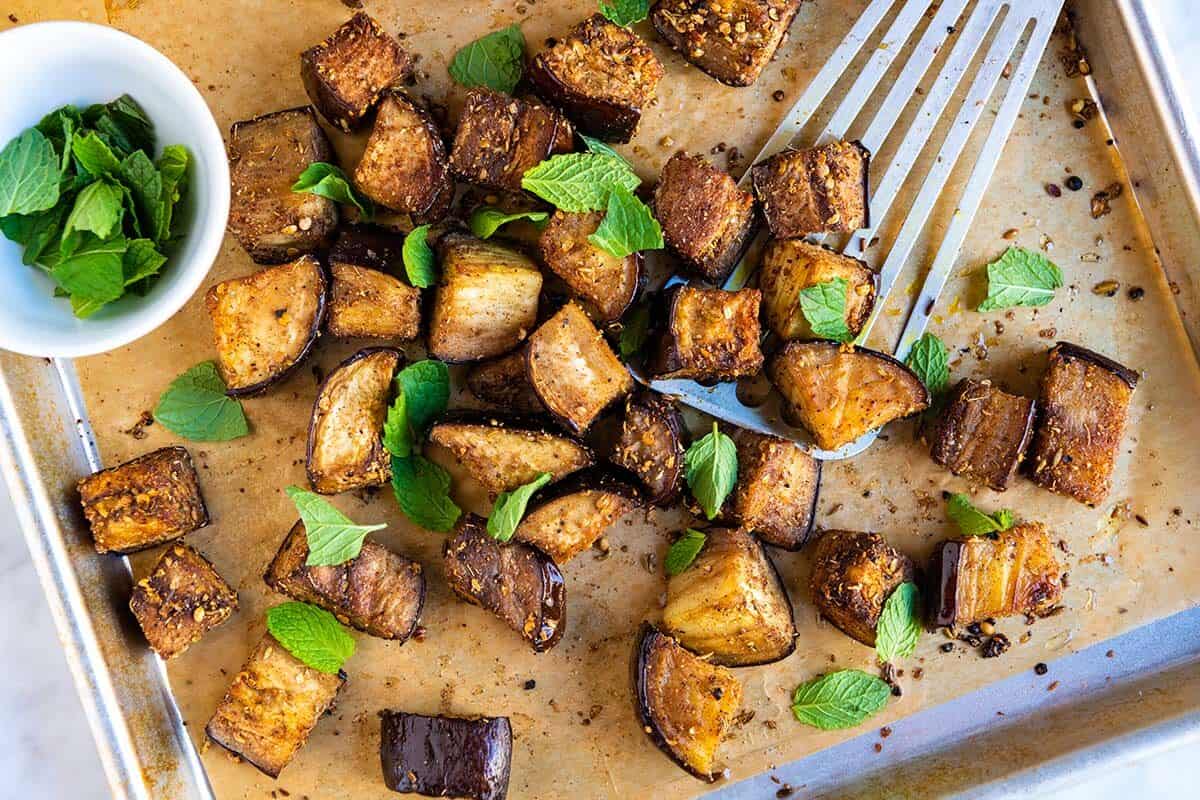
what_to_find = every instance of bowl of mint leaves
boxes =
[0,21,229,358]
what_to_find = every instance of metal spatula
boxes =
[639,0,1065,459]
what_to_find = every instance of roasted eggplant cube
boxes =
[77,446,208,554]
[930,522,1063,627]
[326,224,421,340]
[206,255,327,395]
[129,544,237,659]
[443,514,565,652]
[466,349,545,413]
[428,234,544,363]
[1027,343,1138,506]
[651,0,804,87]
[537,211,643,323]
[759,238,876,341]
[634,624,742,782]
[306,348,402,494]
[649,286,764,382]
[769,341,929,451]
[752,141,870,238]
[429,414,593,495]
[653,152,758,284]
[228,107,338,263]
[526,302,634,433]
[354,92,453,220]
[809,531,915,647]
[265,521,425,641]
[610,392,687,506]
[380,712,512,800]
[728,429,820,550]
[529,14,664,143]
[205,632,344,778]
[300,12,412,132]
[513,467,642,562]
[449,88,574,192]
[662,528,796,666]
[929,379,1036,492]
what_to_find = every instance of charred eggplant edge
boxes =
[1050,341,1139,389]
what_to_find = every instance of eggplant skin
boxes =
[443,514,566,652]
[929,378,1036,492]
[465,349,545,414]
[610,392,688,506]
[129,543,237,659]
[537,210,644,323]
[513,466,643,562]
[809,531,915,647]
[205,255,327,396]
[728,429,820,551]
[649,286,764,382]
[306,347,402,494]
[759,238,876,341]
[751,140,870,239]
[633,624,743,782]
[662,528,797,666]
[354,92,453,220]
[77,446,208,555]
[449,88,574,192]
[380,711,512,800]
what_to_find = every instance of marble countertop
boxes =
[3,2,1199,798]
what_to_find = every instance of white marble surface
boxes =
[2,2,1199,798]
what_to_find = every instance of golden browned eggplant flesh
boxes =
[809,530,915,647]
[380,711,512,800]
[752,140,870,238]
[129,543,237,659]
[759,238,876,341]
[649,285,764,382]
[513,467,642,562]
[728,429,821,550]
[610,392,688,506]
[928,378,1036,491]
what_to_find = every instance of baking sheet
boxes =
[5,0,1200,798]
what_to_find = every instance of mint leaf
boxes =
[977,247,1063,311]
[664,529,706,576]
[384,392,412,458]
[0,128,61,216]
[383,359,450,458]
[619,301,651,359]
[468,206,550,239]
[0,203,68,266]
[487,472,552,542]
[402,224,437,288]
[522,153,641,212]
[293,162,373,220]
[122,238,167,287]
[791,670,891,730]
[448,24,526,94]
[37,105,83,172]
[946,492,1014,537]
[64,179,124,240]
[118,150,166,238]
[72,132,121,178]
[391,455,462,532]
[599,0,650,26]
[50,234,127,317]
[799,277,853,342]
[579,133,629,166]
[285,485,386,566]
[684,422,738,520]
[152,360,249,441]
[83,94,154,157]
[588,185,663,258]
[876,582,922,664]
[155,145,190,243]
[266,601,355,674]
[905,332,949,397]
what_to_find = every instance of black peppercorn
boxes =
[523,679,537,690]
[1072,119,1085,129]
[1128,286,1145,301]
[1034,662,1049,675]
[1066,175,1084,191]
[940,642,955,653]
[982,633,1011,658]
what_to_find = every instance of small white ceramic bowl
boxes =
[0,21,229,358]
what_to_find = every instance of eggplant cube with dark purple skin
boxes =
[228,107,339,263]
[809,530,915,647]
[449,88,574,192]
[528,14,665,143]
[649,285,764,383]
[928,378,1036,492]
[728,429,821,551]
[354,92,453,221]
[651,0,805,87]
[205,632,344,778]
[327,226,422,341]
[1027,342,1138,506]
[610,392,688,506]
[466,349,545,414]
[513,467,643,563]
[537,211,644,323]
[300,12,413,132]
[380,711,512,800]
[129,543,237,659]
[752,140,870,238]
[759,238,876,341]
[77,446,208,555]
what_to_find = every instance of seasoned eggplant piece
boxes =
[449,88,574,192]
[728,429,820,550]
[428,234,544,363]
[930,522,1063,627]
[265,521,425,641]
[300,12,412,132]
[759,238,876,341]
[929,379,1036,492]
[526,302,634,433]
[648,285,764,382]
[353,92,453,220]
[528,15,665,143]
[1027,343,1138,506]
[769,341,930,451]
[429,414,593,494]
[206,255,327,395]
[809,531,915,647]
[651,0,804,87]
[129,543,237,659]
[327,225,422,340]
[662,528,796,666]
[306,348,401,494]
[513,467,642,562]
[228,107,338,263]
[380,711,512,800]
[610,392,687,506]
[634,624,742,782]
[537,211,643,323]
[443,514,565,652]
[752,141,870,238]
[205,632,344,778]
[77,446,208,555]
[466,349,545,413]
[652,152,758,284]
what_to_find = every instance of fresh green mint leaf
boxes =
[0,203,68,267]
[84,94,155,157]
[977,246,1063,311]
[448,24,526,94]
[799,277,853,342]
[266,601,355,674]
[487,472,552,542]
[72,132,121,178]
[599,0,651,26]
[402,224,437,288]
[588,185,663,258]
[905,332,949,398]
[293,162,373,220]
[383,359,450,458]
[152,360,249,441]
[391,455,462,532]
[946,492,1015,537]
[664,529,706,576]
[50,234,127,317]
[619,301,651,360]
[155,145,190,243]
[64,179,124,240]
[791,670,892,730]
[521,153,641,212]
[684,422,738,520]
[118,150,166,238]
[383,392,412,458]
[876,582,922,664]
[0,128,61,216]
[37,105,83,171]
[285,485,386,566]
[122,238,167,286]
[468,206,550,239]
[578,133,630,166]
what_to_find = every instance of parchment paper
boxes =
[6,0,1200,797]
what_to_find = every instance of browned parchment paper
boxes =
[6,0,1200,797]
